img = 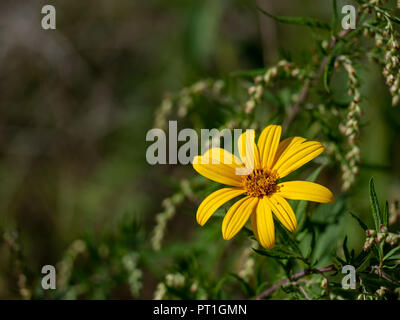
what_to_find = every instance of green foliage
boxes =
[256,7,331,30]
[369,178,382,230]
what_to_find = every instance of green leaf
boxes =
[229,273,254,296]
[294,164,325,230]
[212,208,226,218]
[212,275,229,298]
[253,247,304,261]
[308,164,326,182]
[356,251,372,273]
[359,273,396,289]
[295,201,308,232]
[383,246,400,262]
[313,224,342,264]
[257,7,331,30]
[253,248,292,260]
[331,0,339,31]
[305,247,312,260]
[348,211,368,231]
[275,221,302,255]
[385,254,400,261]
[383,263,400,270]
[369,178,382,230]
[334,254,347,265]
[255,282,269,296]
[383,201,389,227]
[231,68,267,78]
[342,236,350,263]
[387,14,400,25]
[187,0,224,65]
[323,55,336,92]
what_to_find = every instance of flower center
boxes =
[242,169,279,198]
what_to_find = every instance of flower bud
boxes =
[321,278,328,289]
[379,225,388,234]
[376,232,385,243]
[254,76,262,84]
[392,95,400,106]
[248,86,256,95]
[366,229,376,237]
[377,286,387,297]
[270,67,278,77]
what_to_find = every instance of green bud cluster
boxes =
[155,79,226,129]
[362,1,400,106]
[244,60,306,114]
[337,56,361,191]
[151,180,193,251]
[237,242,256,281]
[122,252,142,297]
[363,225,400,250]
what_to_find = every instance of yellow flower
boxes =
[192,125,334,249]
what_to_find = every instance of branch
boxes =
[298,285,311,300]
[369,265,399,285]
[256,265,336,299]
[256,262,399,300]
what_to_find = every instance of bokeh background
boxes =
[0,0,399,299]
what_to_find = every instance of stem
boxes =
[256,265,336,299]
[369,265,398,285]
[299,285,311,300]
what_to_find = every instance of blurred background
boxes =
[0,0,399,299]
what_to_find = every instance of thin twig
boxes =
[256,265,336,299]
[370,265,399,285]
[298,285,311,300]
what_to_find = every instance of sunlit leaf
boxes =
[369,178,382,230]
[257,7,331,30]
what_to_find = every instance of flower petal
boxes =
[237,130,260,174]
[257,125,282,171]
[273,137,306,166]
[193,148,244,187]
[272,140,325,178]
[250,212,260,243]
[265,195,297,232]
[251,197,275,249]
[277,181,334,203]
[196,188,246,226]
[222,196,259,240]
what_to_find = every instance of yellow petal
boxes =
[252,198,275,249]
[273,137,306,166]
[265,195,297,232]
[222,196,259,240]
[200,147,243,166]
[193,148,244,187]
[250,212,260,243]
[237,130,260,174]
[277,181,334,203]
[196,188,246,226]
[257,125,282,171]
[272,140,324,178]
